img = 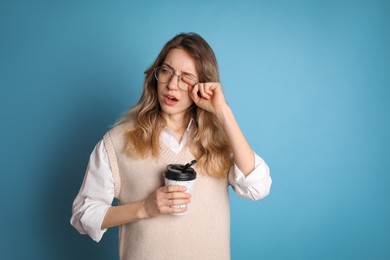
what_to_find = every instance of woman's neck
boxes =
[163,114,190,143]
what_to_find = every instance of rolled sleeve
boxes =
[70,140,115,242]
[229,152,272,201]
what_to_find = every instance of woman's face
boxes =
[157,48,198,122]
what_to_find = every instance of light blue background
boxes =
[1,0,389,259]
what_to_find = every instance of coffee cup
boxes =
[164,160,197,215]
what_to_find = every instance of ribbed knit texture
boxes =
[103,132,121,198]
[107,123,231,260]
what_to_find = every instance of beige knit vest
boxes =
[103,123,231,260]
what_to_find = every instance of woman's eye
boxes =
[161,67,173,74]
[182,75,197,84]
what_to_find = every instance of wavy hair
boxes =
[119,32,233,178]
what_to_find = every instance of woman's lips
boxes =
[163,95,178,105]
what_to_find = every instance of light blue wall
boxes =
[1,0,389,259]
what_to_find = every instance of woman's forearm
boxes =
[215,104,255,176]
[101,200,146,229]
[101,185,190,229]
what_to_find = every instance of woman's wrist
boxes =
[214,104,233,126]
[137,200,150,220]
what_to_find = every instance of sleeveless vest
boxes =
[103,123,231,260]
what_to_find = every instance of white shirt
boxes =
[70,122,272,242]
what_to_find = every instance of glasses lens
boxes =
[155,66,172,83]
[155,66,197,91]
[178,75,197,91]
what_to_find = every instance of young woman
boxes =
[71,32,272,260]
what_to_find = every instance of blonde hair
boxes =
[118,32,233,178]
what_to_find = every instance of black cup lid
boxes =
[165,161,197,181]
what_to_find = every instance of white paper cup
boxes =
[164,178,195,215]
[164,162,197,216]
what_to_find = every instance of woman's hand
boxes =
[189,82,227,115]
[101,185,190,228]
[141,185,191,218]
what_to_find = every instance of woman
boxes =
[71,32,272,260]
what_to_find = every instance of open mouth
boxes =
[165,95,178,102]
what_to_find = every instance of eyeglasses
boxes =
[154,66,198,92]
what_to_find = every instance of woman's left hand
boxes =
[188,82,227,114]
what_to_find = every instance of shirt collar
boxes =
[163,118,195,133]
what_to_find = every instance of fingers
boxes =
[163,185,187,193]
[169,198,191,207]
[160,186,191,200]
[198,83,211,100]
[190,82,220,100]
[156,186,191,214]
[189,84,200,102]
[198,83,218,99]
[160,205,188,215]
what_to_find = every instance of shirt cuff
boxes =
[79,201,111,242]
[229,152,272,200]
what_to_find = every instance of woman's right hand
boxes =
[141,185,191,218]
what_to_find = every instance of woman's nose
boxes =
[167,74,180,90]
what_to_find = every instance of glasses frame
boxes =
[154,66,198,92]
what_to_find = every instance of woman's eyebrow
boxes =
[161,63,174,70]
[162,63,197,78]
